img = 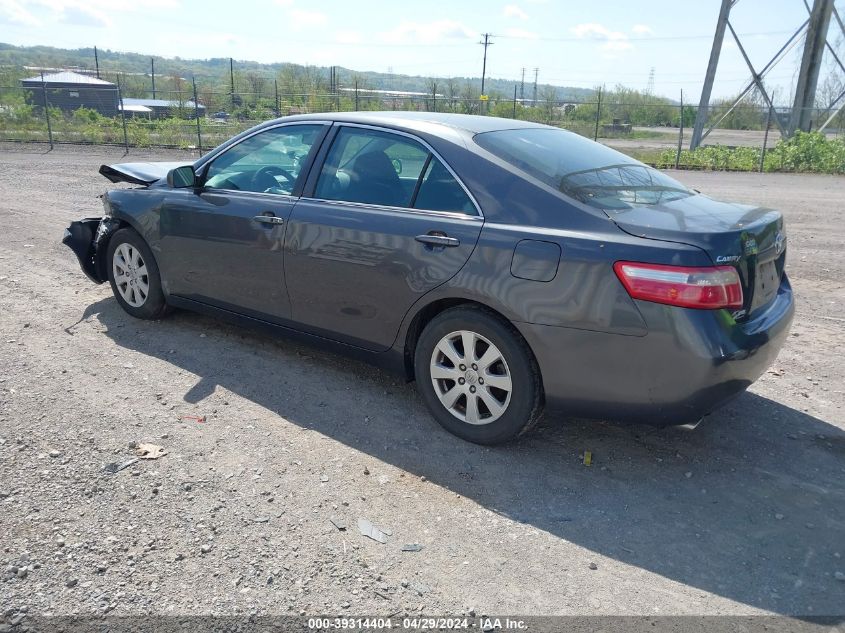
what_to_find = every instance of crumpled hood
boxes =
[99,162,191,186]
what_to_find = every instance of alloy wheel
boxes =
[112,242,149,308]
[429,329,513,425]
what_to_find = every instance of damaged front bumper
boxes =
[62,217,120,284]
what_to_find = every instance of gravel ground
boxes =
[0,144,843,620]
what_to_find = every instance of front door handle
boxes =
[415,234,460,248]
[254,214,284,225]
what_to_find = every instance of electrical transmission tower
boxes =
[532,68,539,104]
[690,0,843,149]
[520,67,526,100]
[646,67,655,95]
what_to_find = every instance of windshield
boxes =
[474,127,693,211]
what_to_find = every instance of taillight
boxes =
[613,261,743,310]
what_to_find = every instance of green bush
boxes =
[658,132,845,174]
[765,131,845,173]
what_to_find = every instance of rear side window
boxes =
[415,159,476,214]
[474,127,691,211]
[314,126,476,214]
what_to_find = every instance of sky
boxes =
[0,0,840,103]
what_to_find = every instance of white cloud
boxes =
[288,8,326,29]
[0,0,41,26]
[571,22,622,40]
[631,24,654,36]
[58,5,111,28]
[1,0,178,28]
[503,4,528,20]
[504,27,538,40]
[35,0,177,11]
[274,0,293,5]
[571,22,633,52]
[335,30,363,45]
[381,19,477,44]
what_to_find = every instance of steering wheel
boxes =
[250,166,296,192]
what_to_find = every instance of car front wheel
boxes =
[414,306,544,444]
[106,227,171,320]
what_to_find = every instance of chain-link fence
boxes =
[1,80,843,172]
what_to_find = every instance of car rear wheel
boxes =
[106,228,171,320]
[414,306,543,444]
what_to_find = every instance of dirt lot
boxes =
[0,144,843,620]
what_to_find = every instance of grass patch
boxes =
[654,132,845,174]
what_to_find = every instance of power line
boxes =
[493,29,796,43]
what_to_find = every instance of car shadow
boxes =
[80,298,845,617]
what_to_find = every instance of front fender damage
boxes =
[62,216,121,284]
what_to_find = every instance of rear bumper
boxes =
[517,274,795,426]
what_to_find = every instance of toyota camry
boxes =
[63,112,794,444]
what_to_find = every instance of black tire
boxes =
[106,227,171,320]
[414,305,544,445]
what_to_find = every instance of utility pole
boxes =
[675,89,684,169]
[690,0,731,149]
[229,57,235,110]
[116,74,129,154]
[334,67,340,111]
[478,33,493,96]
[94,46,100,79]
[532,68,539,105]
[151,58,156,98]
[192,76,202,153]
[520,67,525,100]
[41,71,53,150]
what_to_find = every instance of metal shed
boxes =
[21,71,119,117]
[121,98,206,119]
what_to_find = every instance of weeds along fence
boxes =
[1,82,843,173]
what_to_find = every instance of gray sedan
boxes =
[63,112,793,444]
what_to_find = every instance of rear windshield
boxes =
[474,127,693,211]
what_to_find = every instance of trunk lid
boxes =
[608,194,786,319]
[99,161,190,186]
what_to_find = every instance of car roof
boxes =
[272,111,549,136]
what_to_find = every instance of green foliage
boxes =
[705,90,767,131]
[657,132,845,173]
[765,131,845,173]
[0,43,596,107]
[71,107,103,124]
[603,85,678,126]
[562,85,679,128]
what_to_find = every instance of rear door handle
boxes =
[254,214,284,225]
[415,234,460,248]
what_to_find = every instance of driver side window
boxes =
[204,124,324,195]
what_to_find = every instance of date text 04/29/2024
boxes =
[307,617,527,630]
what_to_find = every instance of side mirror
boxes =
[167,165,196,188]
